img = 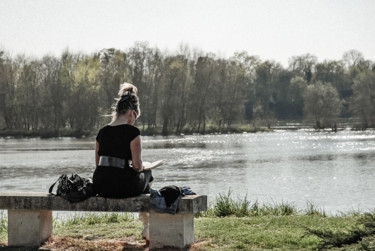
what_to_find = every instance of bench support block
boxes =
[8,210,52,247]
[149,211,194,249]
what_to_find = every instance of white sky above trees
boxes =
[1,0,374,67]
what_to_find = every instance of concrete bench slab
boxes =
[0,193,207,249]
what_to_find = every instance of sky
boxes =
[1,0,374,67]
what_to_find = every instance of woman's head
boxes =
[111,82,141,122]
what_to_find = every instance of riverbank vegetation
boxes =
[1,45,375,137]
[0,124,272,138]
[1,192,375,250]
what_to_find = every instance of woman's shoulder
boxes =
[99,124,140,134]
[96,124,140,141]
[125,124,141,136]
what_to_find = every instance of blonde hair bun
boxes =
[118,82,138,96]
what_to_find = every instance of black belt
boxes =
[99,156,130,168]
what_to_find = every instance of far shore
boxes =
[1,121,373,139]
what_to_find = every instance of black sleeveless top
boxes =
[93,124,143,198]
[96,124,140,160]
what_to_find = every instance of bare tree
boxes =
[342,50,364,68]
[288,54,317,83]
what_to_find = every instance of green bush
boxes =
[305,200,327,217]
[212,190,297,217]
[213,190,252,217]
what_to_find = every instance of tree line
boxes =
[0,42,374,137]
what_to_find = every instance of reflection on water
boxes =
[1,129,375,214]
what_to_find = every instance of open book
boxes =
[143,160,164,170]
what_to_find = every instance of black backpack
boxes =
[49,174,94,203]
[159,185,183,207]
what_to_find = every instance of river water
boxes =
[1,129,375,215]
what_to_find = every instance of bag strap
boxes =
[48,181,58,194]
[48,175,65,195]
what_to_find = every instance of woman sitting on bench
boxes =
[93,83,153,198]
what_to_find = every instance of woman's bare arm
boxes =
[130,135,143,172]
[95,141,100,166]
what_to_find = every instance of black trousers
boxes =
[93,166,153,198]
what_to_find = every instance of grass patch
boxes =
[303,212,375,250]
[0,211,7,244]
[53,212,142,240]
[55,212,133,227]
[194,214,363,250]
[195,216,322,250]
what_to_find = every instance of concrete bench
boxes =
[0,192,207,249]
